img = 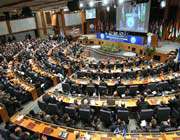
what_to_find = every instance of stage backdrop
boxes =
[96,32,144,45]
[116,1,150,33]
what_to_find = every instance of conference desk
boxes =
[7,71,38,100]
[0,106,9,123]
[29,59,59,86]
[10,115,180,140]
[80,62,160,74]
[7,62,38,100]
[48,57,72,76]
[10,78,37,100]
[48,92,178,108]
[70,73,179,86]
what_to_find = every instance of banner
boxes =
[96,32,144,45]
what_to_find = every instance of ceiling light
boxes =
[89,1,95,7]
[106,6,110,12]
[63,7,69,12]
[118,0,124,4]
[160,0,166,8]
[102,0,109,5]
[80,2,84,8]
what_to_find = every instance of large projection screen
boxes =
[64,13,81,26]
[116,1,151,33]
[0,21,9,35]
[86,8,96,20]
[10,17,37,33]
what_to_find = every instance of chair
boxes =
[38,100,47,112]
[146,83,157,91]
[65,106,76,119]
[117,110,129,123]
[71,84,82,94]
[46,103,60,115]
[76,71,86,78]
[62,83,70,93]
[156,107,171,122]
[79,108,91,123]
[10,134,20,140]
[85,85,95,96]
[100,109,113,126]
[0,127,10,140]
[138,109,154,121]
[107,64,114,69]
[117,86,126,95]
[98,86,108,96]
[116,63,124,69]
[157,81,169,91]
[129,85,139,96]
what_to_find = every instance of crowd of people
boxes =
[28,92,180,133]
[0,34,179,139]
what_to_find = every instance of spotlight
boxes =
[118,0,124,4]
[102,0,109,5]
[89,1,95,7]
[160,0,166,8]
[106,6,110,12]
[114,4,117,8]
[63,7,69,12]
[80,2,84,8]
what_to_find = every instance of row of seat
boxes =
[62,78,180,97]
[37,96,180,132]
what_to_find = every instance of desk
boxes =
[70,73,179,86]
[10,115,180,140]
[80,63,160,74]
[48,92,177,108]
[29,59,59,86]
[7,69,38,100]
[0,106,9,123]
[10,78,37,100]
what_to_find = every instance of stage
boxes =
[81,34,180,55]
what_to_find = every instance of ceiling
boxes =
[0,0,70,11]
[0,0,179,12]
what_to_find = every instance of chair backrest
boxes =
[47,103,59,115]
[65,106,76,117]
[38,100,47,112]
[10,134,21,140]
[79,108,91,122]
[77,71,86,78]
[100,109,112,125]
[71,84,82,94]
[117,110,129,123]
[62,83,70,93]
[139,109,154,121]
[156,107,171,122]
[107,64,114,69]
[129,85,139,96]
[116,63,124,69]
[98,86,108,95]
[0,127,10,140]
[117,86,126,94]
[176,78,180,85]
[86,85,95,95]
[146,83,157,91]
[158,81,169,91]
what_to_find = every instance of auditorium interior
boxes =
[0,0,180,140]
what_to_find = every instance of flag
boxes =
[122,127,127,138]
[175,48,180,62]
[114,127,120,134]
